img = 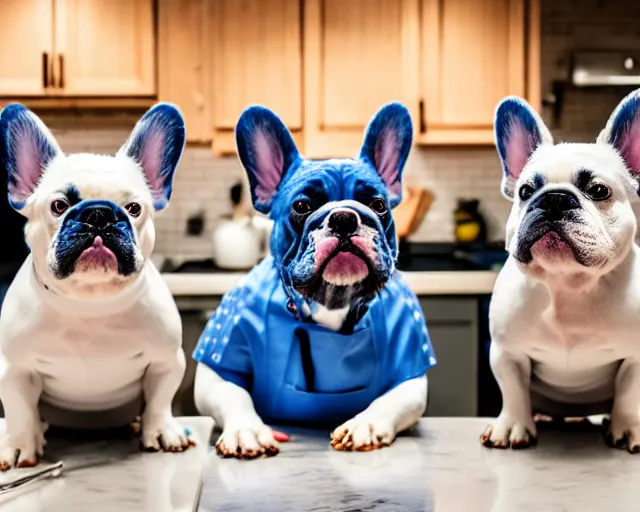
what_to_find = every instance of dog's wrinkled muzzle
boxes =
[527,190,580,220]
[327,208,360,237]
[313,208,377,282]
[53,200,138,278]
[285,201,396,311]
[515,190,587,265]
[312,206,380,281]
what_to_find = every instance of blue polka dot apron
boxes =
[193,257,436,427]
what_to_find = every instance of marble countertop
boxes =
[198,418,638,512]
[0,417,213,512]
[162,270,499,296]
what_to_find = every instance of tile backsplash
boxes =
[41,111,509,258]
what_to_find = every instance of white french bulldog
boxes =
[0,103,193,470]
[481,90,640,453]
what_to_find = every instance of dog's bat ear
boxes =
[494,97,553,200]
[359,103,412,208]
[117,103,186,211]
[599,89,640,186]
[0,103,62,210]
[235,106,301,214]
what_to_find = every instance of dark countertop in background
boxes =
[161,241,508,274]
[159,242,507,297]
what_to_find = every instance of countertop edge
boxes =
[162,270,499,296]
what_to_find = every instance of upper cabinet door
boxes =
[54,0,155,96]
[210,0,303,154]
[303,0,420,158]
[158,0,213,143]
[419,0,535,144]
[0,0,53,96]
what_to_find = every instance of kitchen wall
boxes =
[38,0,639,259]
[541,0,640,142]
[43,112,508,258]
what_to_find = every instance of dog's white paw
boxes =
[330,416,396,451]
[480,414,537,449]
[216,424,279,459]
[0,422,48,471]
[141,415,195,453]
[604,413,640,453]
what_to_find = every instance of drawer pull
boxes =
[42,52,49,88]
[58,54,65,88]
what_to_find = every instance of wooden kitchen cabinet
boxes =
[303,0,420,158]
[157,0,213,143]
[158,0,303,148]
[0,0,53,96]
[54,0,155,96]
[418,0,540,145]
[161,0,540,151]
[0,0,154,99]
[210,0,303,154]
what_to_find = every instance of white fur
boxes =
[311,305,350,331]
[0,111,190,469]
[484,98,640,450]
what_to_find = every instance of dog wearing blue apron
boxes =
[193,103,436,458]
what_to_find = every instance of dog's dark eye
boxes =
[50,199,69,216]
[125,202,142,217]
[519,184,535,201]
[292,200,312,215]
[369,198,388,216]
[586,184,611,201]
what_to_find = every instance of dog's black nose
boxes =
[78,205,117,229]
[534,191,580,215]
[328,210,359,237]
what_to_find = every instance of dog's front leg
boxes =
[194,363,279,458]
[480,343,536,449]
[140,349,193,452]
[606,358,640,453]
[330,374,427,451]
[0,365,46,470]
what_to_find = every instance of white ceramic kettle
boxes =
[212,183,264,270]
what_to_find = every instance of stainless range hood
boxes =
[571,51,640,86]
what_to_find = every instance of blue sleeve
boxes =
[192,285,254,390]
[379,276,437,389]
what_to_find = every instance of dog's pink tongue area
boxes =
[315,238,340,269]
[322,252,369,284]
[76,236,117,269]
[531,232,574,259]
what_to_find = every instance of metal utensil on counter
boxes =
[0,461,63,494]
[0,436,139,496]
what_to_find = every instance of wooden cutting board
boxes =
[393,186,435,239]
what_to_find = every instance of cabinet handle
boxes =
[419,100,427,133]
[58,54,65,89]
[42,53,49,89]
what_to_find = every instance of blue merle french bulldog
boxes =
[193,103,436,458]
